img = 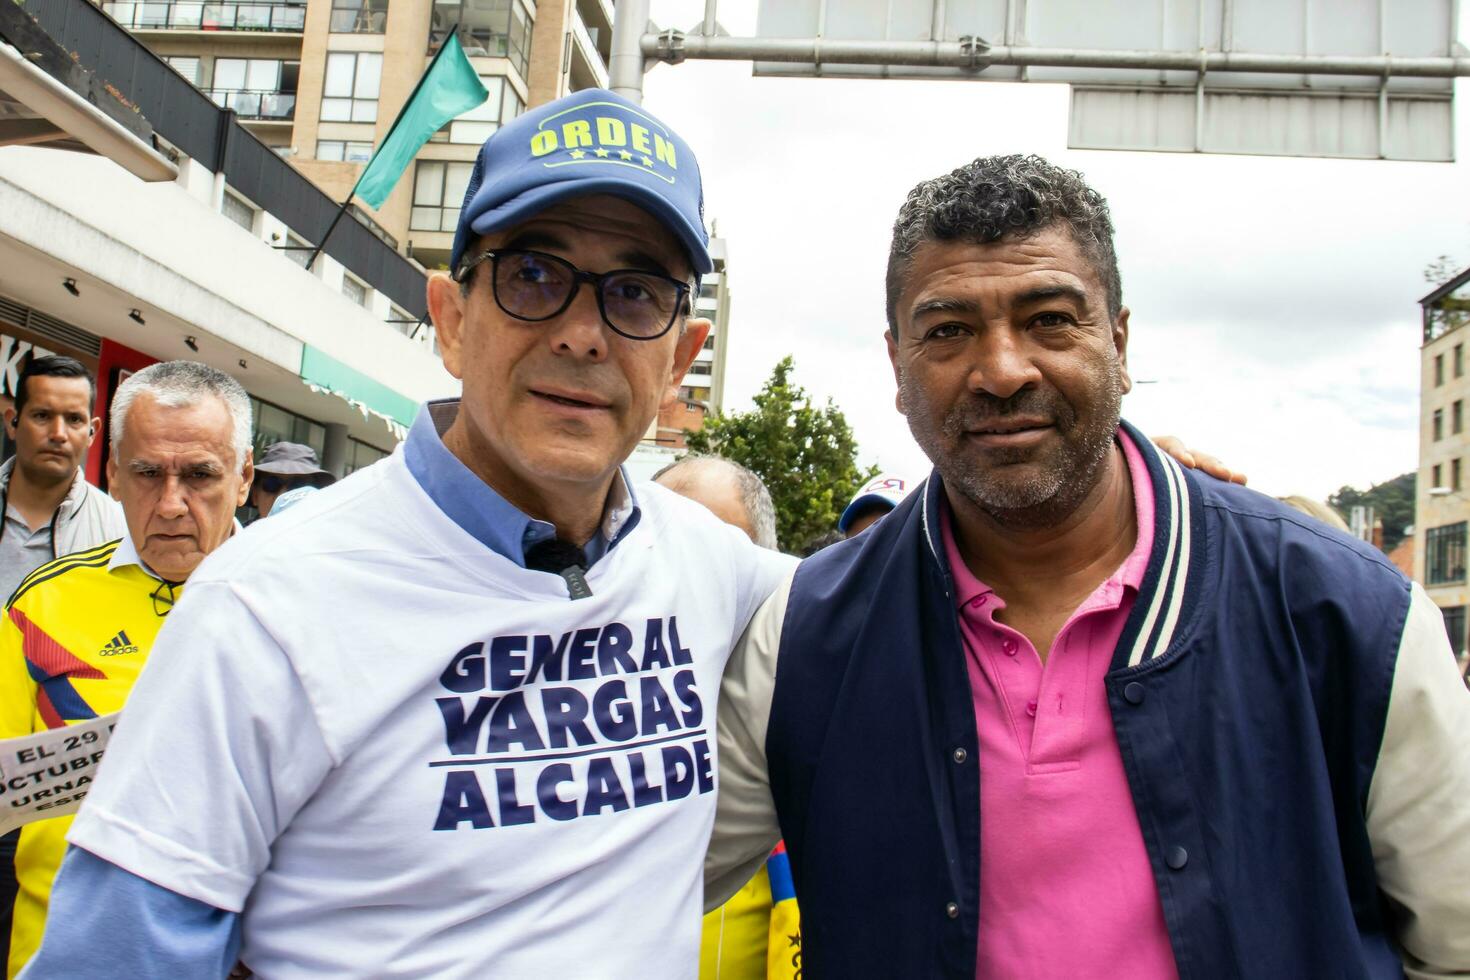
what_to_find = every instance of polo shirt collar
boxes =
[402,398,639,568]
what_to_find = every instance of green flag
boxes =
[352,32,488,210]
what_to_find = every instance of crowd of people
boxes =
[0,86,1464,979]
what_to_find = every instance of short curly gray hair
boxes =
[885,154,1122,335]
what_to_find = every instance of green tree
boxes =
[1328,471,1415,552]
[685,356,876,553]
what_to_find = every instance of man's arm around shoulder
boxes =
[705,570,794,910]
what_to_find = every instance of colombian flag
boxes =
[765,843,801,979]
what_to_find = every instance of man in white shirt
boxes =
[24,88,793,978]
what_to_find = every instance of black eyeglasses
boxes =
[150,579,179,617]
[456,249,691,341]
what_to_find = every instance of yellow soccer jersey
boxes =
[0,537,174,977]
[700,865,773,980]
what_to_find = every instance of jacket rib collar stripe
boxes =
[1115,421,1194,670]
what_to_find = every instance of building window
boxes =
[1455,459,1462,492]
[430,1,532,80]
[317,140,375,163]
[1434,464,1444,488]
[342,274,369,307]
[250,397,326,460]
[280,233,315,270]
[1442,606,1467,657]
[210,58,298,120]
[345,438,390,475]
[1457,344,1466,378]
[103,1,306,32]
[387,304,419,337]
[165,55,203,86]
[1435,409,1444,441]
[430,75,524,144]
[330,0,388,33]
[411,161,474,232]
[1457,401,1465,436]
[1428,522,1468,585]
[222,191,256,232]
[1437,354,1446,386]
[322,52,382,123]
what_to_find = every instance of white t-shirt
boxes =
[68,450,794,978]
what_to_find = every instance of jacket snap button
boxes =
[952,747,967,764]
[1123,681,1146,705]
[945,902,959,919]
[1166,846,1189,870]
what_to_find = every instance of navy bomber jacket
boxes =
[705,422,1470,979]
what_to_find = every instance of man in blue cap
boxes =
[22,89,795,977]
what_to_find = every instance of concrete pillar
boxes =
[323,421,350,478]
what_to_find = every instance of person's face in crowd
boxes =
[888,224,1130,526]
[844,504,891,538]
[5,375,97,489]
[107,393,252,581]
[656,466,759,544]
[430,195,709,502]
[250,474,306,519]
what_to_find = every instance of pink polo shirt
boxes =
[941,433,1178,980]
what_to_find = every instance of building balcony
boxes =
[101,1,306,34]
[208,88,295,121]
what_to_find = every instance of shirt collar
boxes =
[108,532,159,579]
[402,398,640,568]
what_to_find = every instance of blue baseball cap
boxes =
[451,88,710,278]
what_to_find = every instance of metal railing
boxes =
[102,2,306,33]
[207,88,295,120]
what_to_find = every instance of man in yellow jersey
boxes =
[0,360,252,976]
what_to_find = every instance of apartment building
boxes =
[95,0,613,272]
[1,0,454,484]
[1414,266,1470,666]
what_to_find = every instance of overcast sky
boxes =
[641,1,1470,499]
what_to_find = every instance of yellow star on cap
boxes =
[569,149,586,159]
[594,148,610,157]
[641,155,654,167]
[618,149,634,160]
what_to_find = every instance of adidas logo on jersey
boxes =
[98,630,139,656]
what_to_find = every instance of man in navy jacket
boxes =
[707,154,1470,978]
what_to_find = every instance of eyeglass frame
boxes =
[454,248,694,341]
[150,578,179,617]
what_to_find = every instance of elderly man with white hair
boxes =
[0,360,252,976]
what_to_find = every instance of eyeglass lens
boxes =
[493,252,680,338]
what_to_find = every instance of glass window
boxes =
[411,161,474,232]
[1456,401,1464,435]
[1435,409,1444,441]
[322,52,382,122]
[222,191,256,231]
[1442,606,1466,657]
[282,233,314,269]
[1434,464,1444,488]
[210,58,297,119]
[388,305,419,337]
[1455,458,1463,492]
[1458,344,1465,379]
[165,55,202,86]
[330,0,388,33]
[1437,354,1446,386]
[317,139,374,162]
[346,439,390,475]
[342,275,368,307]
[430,1,531,79]
[1428,522,1468,585]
